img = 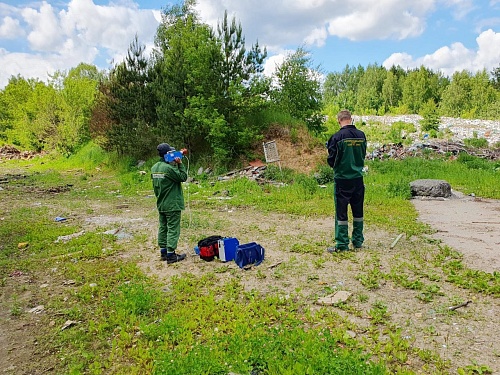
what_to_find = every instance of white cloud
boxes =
[441,0,475,19]
[383,29,500,76]
[59,0,158,54]
[21,1,65,51]
[304,26,328,47]
[0,0,159,88]
[194,0,436,48]
[263,53,286,77]
[0,48,66,85]
[0,16,23,38]
[327,0,434,41]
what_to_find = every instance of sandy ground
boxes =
[412,191,500,274]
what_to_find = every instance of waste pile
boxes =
[0,145,43,160]
[366,140,500,161]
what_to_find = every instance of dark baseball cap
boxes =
[157,143,174,156]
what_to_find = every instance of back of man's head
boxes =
[337,110,352,123]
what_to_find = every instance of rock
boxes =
[28,305,45,314]
[316,291,352,305]
[410,179,452,198]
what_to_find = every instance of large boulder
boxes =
[410,179,452,198]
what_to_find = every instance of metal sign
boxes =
[263,141,280,163]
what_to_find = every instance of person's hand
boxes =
[174,157,182,164]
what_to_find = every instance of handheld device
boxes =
[164,148,188,163]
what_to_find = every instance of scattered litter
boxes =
[61,320,78,331]
[28,305,45,314]
[267,261,282,269]
[249,159,266,167]
[55,230,85,243]
[316,291,352,305]
[103,228,132,240]
[17,242,29,249]
[55,216,67,222]
[63,280,76,285]
[40,283,49,288]
[0,145,44,160]
[89,283,97,288]
[449,300,472,311]
[366,140,500,161]
[346,330,357,338]
[390,233,404,249]
[9,270,25,277]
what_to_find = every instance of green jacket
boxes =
[151,160,188,212]
[326,125,367,180]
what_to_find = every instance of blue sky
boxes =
[0,0,499,88]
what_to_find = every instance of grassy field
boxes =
[1,143,499,375]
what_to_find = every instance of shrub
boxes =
[464,132,489,148]
[419,100,440,132]
[314,164,334,184]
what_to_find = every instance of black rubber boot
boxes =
[162,252,186,264]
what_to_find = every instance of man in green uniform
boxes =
[151,143,188,263]
[326,110,367,252]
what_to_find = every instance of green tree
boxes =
[27,82,62,151]
[100,35,157,158]
[153,0,220,155]
[382,65,405,112]
[49,63,101,154]
[470,70,497,119]
[491,64,500,90]
[441,69,498,119]
[419,100,440,135]
[440,70,472,117]
[0,76,35,146]
[0,91,9,141]
[272,47,323,133]
[153,0,269,164]
[323,64,364,111]
[355,63,386,114]
[402,66,445,113]
[211,10,269,161]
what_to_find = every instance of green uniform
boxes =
[327,125,367,250]
[151,160,187,252]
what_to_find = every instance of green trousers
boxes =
[334,179,364,250]
[158,210,182,252]
[334,215,364,250]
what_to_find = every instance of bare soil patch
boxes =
[412,191,500,274]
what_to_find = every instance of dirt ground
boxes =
[412,192,500,274]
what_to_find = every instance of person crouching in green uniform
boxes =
[151,143,188,263]
[326,110,367,252]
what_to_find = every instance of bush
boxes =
[261,164,296,184]
[419,100,440,132]
[387,179,412,199]
[314,164,334,184]
[456,153,491,170]
[464,135,489,149]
